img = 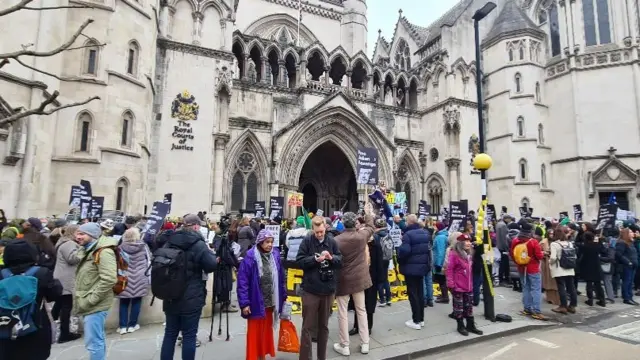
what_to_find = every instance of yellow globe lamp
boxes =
[473,153,493,171]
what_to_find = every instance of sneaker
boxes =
[386,302,392,306]
[333,343,350,356]
[378,302,387,308]
[127,325,140,333]
[360,343,369,354]
[531,313,549,321]
[118,328,127,335]
[427,300,434,307]
[405,320,421,330]
[223,304,239,313]
[419,321,425,327]
[519,309,532,316]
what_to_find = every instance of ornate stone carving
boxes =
[418,152,427,167]
[171,90,199,120]
[215,66,233,95]
[445,158,460,170]
[429,147,439,162]
[247,59,257,82]
[468,134,480,174]
[443,104,461,134]
[232,58,240,79]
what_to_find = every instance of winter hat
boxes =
[183,214,201,226]
[374,218,386,229]
[161,221,176,231]
[436,222,445,231]
[296,216,306,227]
[457,233,471,242]
[27,217,43,232]
[99,219,115,231]
[78,222,102,239]
[520,222,533,235]
[54,218,68,228]
[342,212,357,229]
[256,229,273,243]
[3,240,38,268]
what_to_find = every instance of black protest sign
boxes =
[596,204,618,230]
[269,196,284,219]
[486,204,496,223]
[500,206,508,217]
[254,201,266,218]
[519,207,533,218]
[358,201,366,215]
[559,211,569,219]
[356,147,379,185]
[418,200,429,217]
[69,185,82,208]
[142,201,171,243]
[79,180,93,220]
[573,204,583,221]
[448,201,468,232]
[163,193,173,213]
[91,197,104,219]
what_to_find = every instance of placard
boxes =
[265,224,281,247]
[142,201,171,243]
[418,200,430,217]
[163,193,173,213]
[269,196,284,219]
[91,196,104,219]
[79,180,92,220]
[559,211,569,219]
[287,192,303,207]
[69,186,82,208]
[389,228,402,247]
[573,204,583,221]
[356,147,378,185]
[254,201,266,218]
[448,201,468,233]
[596,204,618,230]
[486,204,496,223]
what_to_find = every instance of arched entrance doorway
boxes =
[299,141,358,214]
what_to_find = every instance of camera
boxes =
[319,260,334,282]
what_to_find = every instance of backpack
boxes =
[93,246,130,295]
[150,244,188,301]
[558,242,577,269]
[513,240,531,266]
[0,266,41,340]
[380,233,394,262]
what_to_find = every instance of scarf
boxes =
[252,245,279,328]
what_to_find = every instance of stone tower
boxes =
[341,0,368,55]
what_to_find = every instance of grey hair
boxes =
[406,214,418,224]
[453,239,472,259]
[123,227,141,243]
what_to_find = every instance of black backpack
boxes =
[150,244,188,301]
[558,242,577,269]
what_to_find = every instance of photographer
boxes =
[297,216,342,360]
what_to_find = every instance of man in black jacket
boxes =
[160,214,217,360]
[297,216,342,360]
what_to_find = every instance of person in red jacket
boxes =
[510,221,548,320]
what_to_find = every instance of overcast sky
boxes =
[367,0,460,56]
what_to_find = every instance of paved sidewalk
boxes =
[49,284,632,360]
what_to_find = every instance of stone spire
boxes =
[483,0,545,46]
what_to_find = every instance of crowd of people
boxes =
[0,204,639,360]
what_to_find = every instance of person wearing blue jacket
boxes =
[432,222,449,303]
[397,214,432,330]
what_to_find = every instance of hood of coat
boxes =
[168,228,204,250]
[508,229,520,240]
[436,229,448,237]
[120,241,148,255]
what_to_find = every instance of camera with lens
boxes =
[318,259,334,282]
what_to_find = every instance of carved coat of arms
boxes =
[171,90,199,121]
[469,133,480,173]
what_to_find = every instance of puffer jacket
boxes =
[237,225,255,258]
[397,224,432,276]
[432,229,449,273]
[446,250,473,293]
[284,227,309,268]
[53,237,81,295]
[117,241,151,299]
[507,229,520,278]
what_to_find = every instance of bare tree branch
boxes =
[0,0,33,17]
[12,57,104,84]
[0,59,8,69]
[22,5,95,10]
[0,91,100,127]
[0,19,94,59]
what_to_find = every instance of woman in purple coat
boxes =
[237,229,287,360]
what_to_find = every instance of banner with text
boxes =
[163,193,173,213]
[448,201,468,232]
[596,204,618,230]
[573,204,583,221]
[356,147,379,185]
[254,201,266,218]
[418,200,430,218]
[265,224,281,247]
[142,201,171,244]
[269,196,284,219]
[91,196,104,219]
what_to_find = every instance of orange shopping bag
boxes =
[277,319,300,353]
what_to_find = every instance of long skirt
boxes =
[246,307,275,360]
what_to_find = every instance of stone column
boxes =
[628,0,640,39]
[260,56,268,84]
[219,18,228,50]
[159,5,169,37]
[299,59,308,87]
[167,6,176,39]
[346,70,352,91]
[365,75,372,97]
[241,54,248,81]
[212,134,230,214]
[445,158,460,202]
[419,152,427,200]
[569,0,582,52]
[324,66,331,87]
[278,60,286,86]
[392,84,397,105]
[192,11,203,45]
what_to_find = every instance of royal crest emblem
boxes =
[171,90,199,121]
[469,133,480,174]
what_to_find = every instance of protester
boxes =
[511,221,547,320]
[496,215,513,286]
[0,240,62,359]
[600,229,618,303]
[52,224,82,343]
[22,217,56,270]
[237,229,287,360]
[118,227,151,335]
[616,228,638,305]
[375,218,393,307]
[237,216,255,258]
[549,227,577,314]
[284,216,310,268]
[74,222,119,360]
[432,222,449,303]
[540,227,559,306]
[581,232,606,307]
[297,215,342,360]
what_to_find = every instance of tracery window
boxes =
[428,179,443,215]
[583,0,611,46]
[395,39,411,71]
[230,151,259,211]
[548,2,561,56]
[395,163,411,211]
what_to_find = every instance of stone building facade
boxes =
[1,0,639,220]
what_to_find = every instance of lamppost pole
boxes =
[472,1,497,322]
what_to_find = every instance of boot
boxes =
[436,296,450,304]
[465,317,483,335]
[551,306,568,314]
[456,318,468,336]
[349,327,358,336]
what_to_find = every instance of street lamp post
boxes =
[472,1,497,322]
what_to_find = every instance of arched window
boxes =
[541,164,547,188]
[121,111,134,147]
[549,2,561,56]
[514,73,522,93]
[76,111,92,152]
[83,40,100,75]
[538,123,544,144]
[395,163,411,212]
[394,39,411,71]
[535,82,541,102]
[127,41,140,76]
[115,177,129,212]
[508,47,514,61]
[519,44,525,60]
[428,179,443,215]
[517,116,525,137]
[521,197,530,210]
[538,9,547,24]
[518,159,528,181]
[230,151,259,211]
[583,0,612,46]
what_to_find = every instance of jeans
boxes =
[84,311,109,360]
[423,271,433,302]
[622,267,637,301]
[405,275,424,323]
[119,297,142,328]
[586,280,605,302]
[160,309,202,360]
[336,291,369,346]
[555,276,577,308]
[520,272,542,313]
[378,261,391,304]
[473,272,482,305]
[433,273,449,300]
[603,273,614,300]
[499,253,510,282]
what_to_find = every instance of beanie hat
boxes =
[436,222,445,231]
[161,221,175,231]
[457,233,471,241]
[520,222,533,233]
[27,217,43,232]
[54,218,68,228]
[256,229,273,243]
[296,216,305,227]
[374,218,386,229]
[78,222,102,239]
[342,212,357,229]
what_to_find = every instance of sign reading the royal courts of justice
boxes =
[170,90,199,151]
